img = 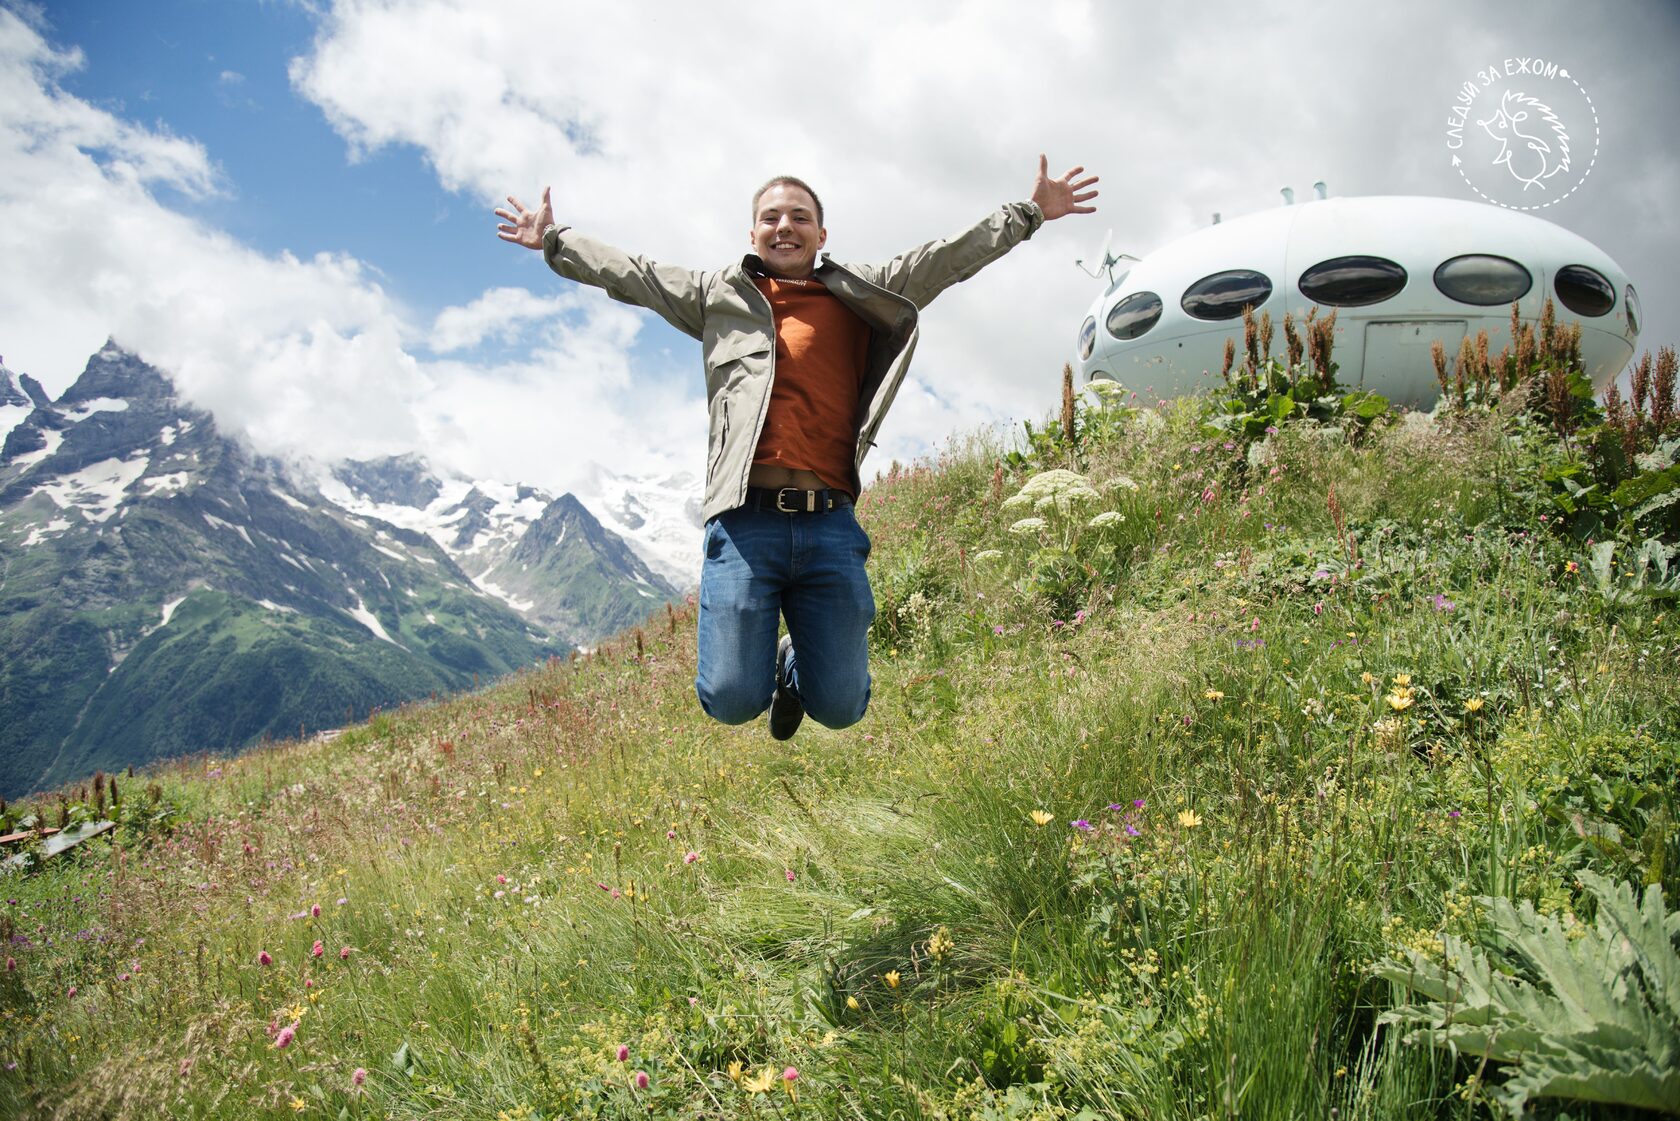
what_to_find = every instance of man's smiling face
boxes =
[750,183,826,278]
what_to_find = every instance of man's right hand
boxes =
[494,187,554,251]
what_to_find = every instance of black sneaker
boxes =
[769,634,805,741]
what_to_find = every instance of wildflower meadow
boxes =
[1,305,1676,1119]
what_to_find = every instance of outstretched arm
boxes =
[1030,154,1099,220]
[494,186,706,339]
[857,154,1099,308]
[494,188,554,250]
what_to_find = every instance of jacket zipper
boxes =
[738,278,778,500]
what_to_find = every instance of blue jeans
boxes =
[694,503,875,729]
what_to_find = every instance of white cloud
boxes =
[287,0,1680,466]
[429,285,586,352]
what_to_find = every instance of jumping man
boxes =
[496,156,1097,738]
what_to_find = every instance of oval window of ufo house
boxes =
[1553,264,1615,318]
[1433,254,1533,306]
[1106,291,1163,340]
[1181,269,1274,321]
[1297,255,1408,308]
[1625,285,1640,335]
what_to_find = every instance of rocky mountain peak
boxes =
[59,341,177,405]
[19,374,51,409]
[509,493,639,570]
[333,453,443,509]
[0,362,29,409]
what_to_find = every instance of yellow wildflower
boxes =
[290,1099,307,1113]
[1177,810,1202,828]
[1393,673,1412,686]
[1030,810,1054,827]
[726,1060,743,1084]
[1385,691,1415,712]
[743,1067,776,1094]
[1463,698,1484,713]
[846,995,859,1010]
[884,970,901,989]
[1360,672,1376,685]
[927,927,953,961]
[1203,689,1224,701]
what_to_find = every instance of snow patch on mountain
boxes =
[8,428,64,473]
[347,596,401,647]
[22,517,73,547]
[142,471,192,496]
[203,512,257,548]
[273,488,310,511]
[64,397,130,421]
[158,594,189,628]
[32,455,150,523]
[479,578,535,614]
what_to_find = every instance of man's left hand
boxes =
[1031,154,1099,221]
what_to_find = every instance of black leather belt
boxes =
[744,486,853,514]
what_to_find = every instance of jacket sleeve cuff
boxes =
[1012,200,1045,241]
[541,223,572,259]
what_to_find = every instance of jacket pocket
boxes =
[707,330,772,369]
[707,399,729,481]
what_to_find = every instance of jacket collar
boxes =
[740,253,836,282]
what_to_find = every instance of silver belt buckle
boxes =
[775,487,814,513]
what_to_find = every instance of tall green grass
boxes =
[1,373,1675,1119]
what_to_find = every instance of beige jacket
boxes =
[543,200,1044,520]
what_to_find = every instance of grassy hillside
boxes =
[1,318,1676,1119]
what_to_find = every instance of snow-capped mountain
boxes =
[0,343,563,799]
[577,464,705,592]
[320,456,704,596]
[317,459,548,587]
[322,456,683,646]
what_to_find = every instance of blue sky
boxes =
[4,1,1678,498]
[43,0,619,358]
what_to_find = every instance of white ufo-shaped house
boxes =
[1075,192,1640,407]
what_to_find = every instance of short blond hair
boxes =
[751,176,824,227]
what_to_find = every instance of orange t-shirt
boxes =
[752,275,871,494]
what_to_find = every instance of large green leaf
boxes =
[1374,872,1680,1117]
